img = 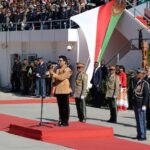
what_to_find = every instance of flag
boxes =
[71,0,126,63]
[71,0,125,86]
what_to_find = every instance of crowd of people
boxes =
[11,54,150,140]
[1,0,148,31]
[0,0,106,31]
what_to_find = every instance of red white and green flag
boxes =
[71,0,126,63]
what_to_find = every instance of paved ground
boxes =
[0,91,150,150]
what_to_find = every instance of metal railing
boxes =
[126,0,150,24]
[146,1,150,9]
[0,19,79,32]
[106,38,150,65]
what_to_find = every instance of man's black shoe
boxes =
[79,119,86,123]
[60,122,69,127]
[138,137,147,141]
[107,120,117,123]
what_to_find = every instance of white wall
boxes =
[119,50,142,70]
[0,29,79,87]
[129,3,147,16]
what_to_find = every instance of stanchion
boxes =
[39,96,44,126]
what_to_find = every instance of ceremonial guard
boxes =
[74,63,88,122]
[133,69,149,140]
[145,67,150,130]
[105,65,120,123]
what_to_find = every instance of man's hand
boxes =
[36,73,41,78]
[113,95,117,99]
[142,106,146,111]
[81,95,85,100]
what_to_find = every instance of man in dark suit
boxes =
[90,61,102,107]
[99,59,108,107]
[133,69,149,141]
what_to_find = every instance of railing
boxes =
[0,19,79,32]
[146,1,150,9]
[106,38,150,65]
[126,0,150,24]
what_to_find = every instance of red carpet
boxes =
[0,114,150,150]
[9,122,113,140]
[0,97,75,104]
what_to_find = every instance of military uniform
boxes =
[106,67,120,123]
[145,75,150,129]
[74,63,88,122]
[133,78,149,140]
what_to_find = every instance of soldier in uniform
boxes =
[105,65,120,123]
[133,69,149,140]
[74,63,88,122]
[144,67,150,130]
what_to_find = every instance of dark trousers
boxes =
[75,98,86,121]
[107,97,117,122]
[11,74,21,92]
[22,76,29,95]
[56,94,70,124]
[90,85,101,108]
[46,78,52,96]
[146,101,150,129]
[36,78,46,97]
[134,106,146,138]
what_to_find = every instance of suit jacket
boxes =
[100,65,108,80]
[74,71,88,98]
[37,63,47,78]
[54,67,72,94]
[90,67,102,87]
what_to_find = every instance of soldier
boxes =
[74,63,88,122]
[143,66,150,130]
[105,65,120,123]
[21,59,29,95]
[12,58,22,92]
[133,69,149,140]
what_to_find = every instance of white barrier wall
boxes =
[0,29,79,88]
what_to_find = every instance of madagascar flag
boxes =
[95,1,125,62]
[71,0,126,63]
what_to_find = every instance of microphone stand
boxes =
[39,96,44,126]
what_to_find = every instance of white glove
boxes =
[36,73,41,78]
[142,106,146,111]
[113,95,117,99]
[81,95,85,100]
